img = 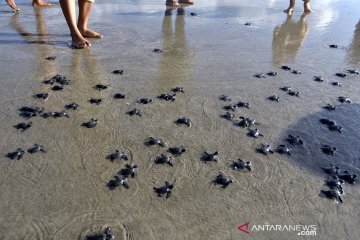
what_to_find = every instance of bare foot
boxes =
[32,0,55,6]
[166,0,180,7]
[284,7,294,15]
[6,0,20,11]
[79,28,103,39]
[304,2,312,13]
[71,34,91,49]
[178,0,194,4]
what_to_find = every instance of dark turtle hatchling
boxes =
[154,154,174,166]
[320,118,336,126]
[280,86,292,92]
[108,150,129,161]
[94,84,109,91]
[223,105,237,111]
[158,93,176,101]
[231,159,252,171]
[82,119,98,128]
[51,85,63,91]
[331,82,341,87]
[153,48,163,53]
[281,65,291,71]
[339,171,357,184]
[171,87,185,93]
[268,95,279,102]
[19,106,44,114]
[137,98,153,104]
[254,73,266,78]
[119,163,138,178]
[322,164,341,176]
[41,112,56,118]
[14,122,32,132]
[6,148,25,160]
[112,69,123,75]
[335,73,347,78]
[201,151,219,163]
[212,174,233,189]
[89,98,102,105]
[168,146,186,156]
[53,111,70,118]
[276,145,292,155]
[328,125,342,132]
[46,56,56,60]
[314,76,324,82]
[321,189,343,203]
[347,69,359,75]
[329,44,338,48]
[322,145,336,155]
[291,70,301,74]
[267,71,277,76]
[107,175,129,190]
[113,93,125,99]
[323,104,336,111]
[288,90,299,97]
[286,134,303,145]
[247,128,263,138]
[338,96,351,103]
[325,177,344,193]
[257,144,274,155]
[145,137,167,147]
[175,117,191,127]
[221,112,236,121]
[127,108,142,116]
[43,78,56,85]
[65,103,79,110]
[244,22,251,26]
[88,227,115,240]
[34,92,49,100]
[153,181,174,198]
[28,144,46,154]
[219,95,232,102]
[236,101,250,109]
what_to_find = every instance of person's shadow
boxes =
[156,8,193,93]
[348,20,360,65]
[272,13,310,66]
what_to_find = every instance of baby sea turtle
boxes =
[276,145,292,155]
[331,82,341,87]
[43,78,56,85]
[201,151,219,163]
[328,124,343,133]
[291,70,301,74]
[51,85,63,91]
[89,98,102,105]
[281,65,291,71]
[347,69,359,75]
[154,154,174,166]
[254,73,266,78]
[267,71,278,76]
[145,137,167,147]
[175,117,191,127]
[34,92,49,100]
[14,122,32,132]
[338,96,351,103]
[244,22,251,26]
[320,118,336,126]
[322,145,337,155]
[219,95,232,102]
[321,189,343,203]
[238,117,258,128]
[113,93,125,99]
[108,150,129,161]
[119,163,138,178]
[168,146,186,156]
[86,226,114,240]
[112,69,123,75]
[107,175,129,190]
[288,90,299,97]
[335,73,347,78]
[231,159,251,171]
[158,93,176,101]
[247,128,263,138]
[20,111,37,118]
[339,171,357,184]
[137,98,153,104]
[53,111,70,118]
[65,103,79,110]
[190,12,198,16]
[257,144,274,155]
[19,106,44,114]
[41,112,56,118]
[223,104,237,111]
[221,112,236,121]
[6,148,25,160]
[325,177,344,193]
[153,48,163,53]
[268,95,279,102]
[314,76,324,82]
[94,84,109,91]
[82,119,98,128]
[153,181,174,198]
[329,44,338,48]
[46,56,56,60]
[322,164,340,176]
[236,101,250,109]
[323,104,336,111]
[212,174,233,189]
[127,108,142,116]
[286,135,303,145]
[171,87,185,93]
[280,86,292,92]
[28,144,46,154]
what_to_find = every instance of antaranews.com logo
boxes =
[238,222,317,236]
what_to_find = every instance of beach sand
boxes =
[0,0,360,239]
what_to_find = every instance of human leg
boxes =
[303,0,311,13]
[6,0,20,11]
[77,0,103,39]
[284,0,295,14]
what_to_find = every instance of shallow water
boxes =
[0,0,360,239]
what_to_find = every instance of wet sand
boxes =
[0,0,360,239]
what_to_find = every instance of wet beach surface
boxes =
[1,0,360,239]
